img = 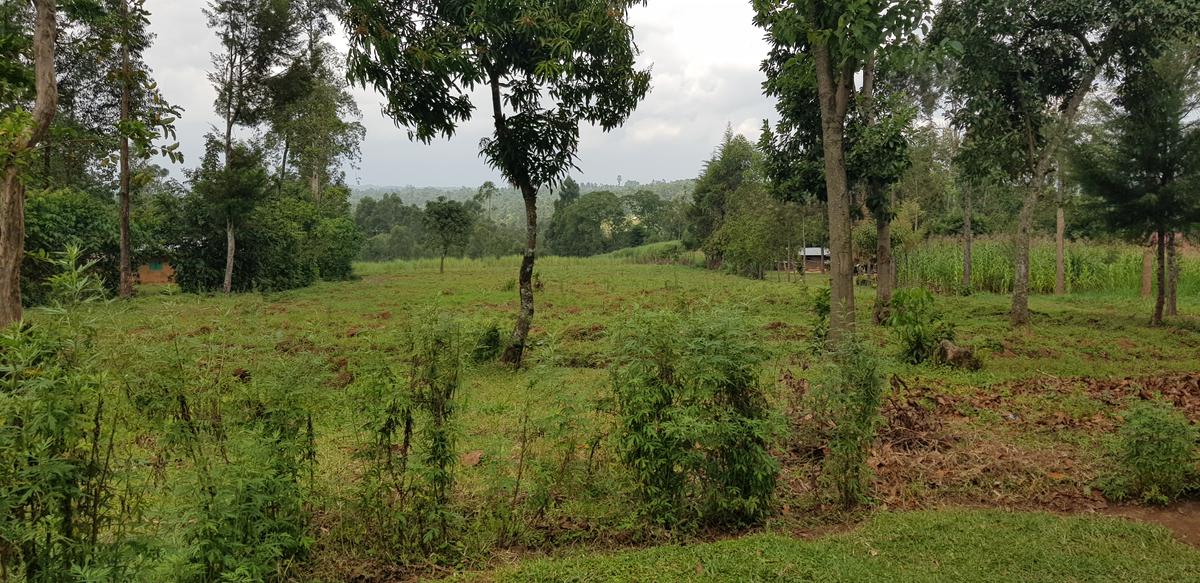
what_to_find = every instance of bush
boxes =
[809,287,831,353]
[1101,401,1197,505]
[806,336,886,508]
[472,323,503,364]
[887,288,955,365]
[610,309,780,528]
[351,313,465,564]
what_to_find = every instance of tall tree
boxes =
[343,0,650,366]
[754,0,927,340]
[423,196,474,273]
[106,0,183,298]
[686,127,758,264]
[191,137,270,293]
[0,0,58,327]
[1073,48,1200,325]
[931,0,1197,326]
[206,0,295,293]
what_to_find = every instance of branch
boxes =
[25,0,59,150]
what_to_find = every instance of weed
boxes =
[1099,401,1197,505]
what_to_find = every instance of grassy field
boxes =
[57,253,1200,580]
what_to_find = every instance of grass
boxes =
[46,250,1200,579]
[459,509,1200,582]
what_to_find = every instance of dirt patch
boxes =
[1104,501,1200,548]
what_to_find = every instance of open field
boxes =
[55,254,1200,580]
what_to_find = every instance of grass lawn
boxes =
[460,510,1200,582]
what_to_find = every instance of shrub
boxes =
[472,323,504,364]
[1101,401,1197,505]
[887,288,955,365]
[807,336,886,508]
[610,309,781,528]
[351,313,465,564]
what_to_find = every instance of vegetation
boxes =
[1101,401,1198,505]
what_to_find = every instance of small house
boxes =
[800,247,830,273]
[138,257,175,285]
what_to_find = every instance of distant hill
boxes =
[351,178,696,225]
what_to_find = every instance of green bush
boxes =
[472,323,504,364]
[807,336,886,508]
[887,288,955,365]
[1101,401,1197,505]
[610,309,781,528]
[810,287,831,353]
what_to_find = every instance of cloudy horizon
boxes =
[143,1,777,189]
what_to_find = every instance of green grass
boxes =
[48,253,1200,578]
[460,510,1200,582]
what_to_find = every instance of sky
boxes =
[142,1,777,188]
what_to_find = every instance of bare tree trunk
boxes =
[1054,205,1065,295]
[1010,186,1039,326]
[502,185,538,367]
[118,3,134,299]
[277,138,289,196]
[1141,237,1154,298]
[440,250,446,274]
[1152,226,1166,326]
[873,199,894,324]
[310,170,320,203]
[813,42,854,340]
[223,219,235,294]
[962,187,973,290]
[0,0,58,328]
[1167,231,1178,317]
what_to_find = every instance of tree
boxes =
[685,128,758,263]
[754,0,928,339]
[547,190,626,257]
[474,180,498,220]
[1073,48,1200,325]
[105,0,183,298]
[191,137,270,292]
[423,196,474,273]
[1,0,58,327]
[343,0,650,366]
[931,0,1198,326]
[207,0,295,293]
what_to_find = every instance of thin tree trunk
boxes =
[502,185,538,367]
[1141,237,1154,298]
[118,3,134,299]
[813,42,854,340]
[1167,231,1178,317]
[1054,205,1065,295]
[310,170,320,203]
[223,219,235,294]
[873,199,894,324]
[0,0,58,328]
[277,138,289,196]
[1153,226,1166,326]
[962,188,973,290]
[1010,185,1039,326]
[440,250,446,274]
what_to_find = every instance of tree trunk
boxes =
[310,170,320,203]
[223,219,235,294]
[873,202,894,324]
[501,185,537,367]
[1141,237,1154,298]
[440,250,446,274]
[0,0,58,328]
[0,168,26,327]
[118,5,134,299]
[1152,226,1166,326]
[1054,204,1065,295]
[1167,231,1178,317]
[1010,185,1039,326]
[813,42,854,340]
[277,138,289,196]
[962,188,973,290]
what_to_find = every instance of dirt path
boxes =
[1101,501,1200,548]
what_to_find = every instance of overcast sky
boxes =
[143,1,776,188]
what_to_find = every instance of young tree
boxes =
[191,138,270,292]
[754,0,927,339]
[0,0,58,327]
[931,0,1197,326]
[343,0,650,366]
[106,0,183,298]
[1073,49,1200,325]
[685,128,758,264]
[423,196,474,274]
